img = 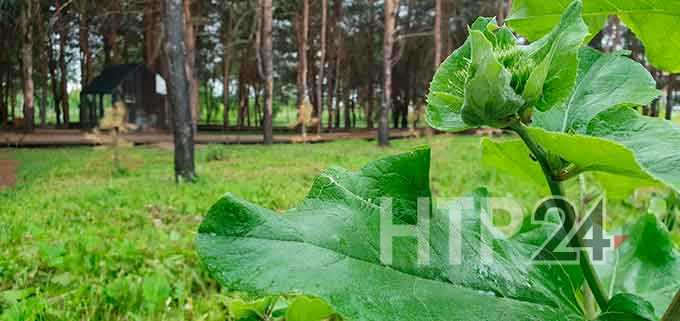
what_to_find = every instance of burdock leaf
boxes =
[521,1,589,111]
[507,0,680,73]
[534,48,660,133]
[286,297,336,321]
[481,138,547,188]
[482,109,680,199]
[197,149,586,321]
[483,111,680,196]
[597,293,656,321]
[598,215,680,317]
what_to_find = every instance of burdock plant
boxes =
[196,1,680,320]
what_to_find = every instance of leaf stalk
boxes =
[508,121,610,313]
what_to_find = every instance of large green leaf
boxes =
[507,0,680,72]
[286,297,336,321]
[587,108,680,191]
[522,0,589,112]
[198,149,586,321]
[596,293,656,321]
[534,48,660,133]
[480,137,648,200]
[598,215,680,317]
[481,138,547,188]
[483,125,655,191]
[536,107,680,195]
[483,116,680,198]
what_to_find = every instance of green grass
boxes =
[0,135,665,320]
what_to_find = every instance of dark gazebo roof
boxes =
[81,64,144,95]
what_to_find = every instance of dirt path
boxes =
[0,129,432,147]
[0,159,18,190]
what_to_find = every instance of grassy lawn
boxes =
[0,135,659,320]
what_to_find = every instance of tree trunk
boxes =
[102,2,120,66]
[10,81,16,123]
[254,0,263,79]
[246,86,252,127]
[163,0,196,182]
[57,0,69,127]
[366,85,374,129]
[327,55,335,132]
[327,8,336,132]
[328,0,343,132]
[48,33,61,126]
[667,78,675,121]
[261,0,274,144]
[434,0,442,69]
[209,78,215,124]
[204,81,212,124]
[254,85,261,126]
[344,88,351,129]
[35,5,47,128]
[222,11,233,131]
[442,0,452,55]
[144,0,163,72]
[335,0,344,130]
[183,0,199,133]
[21,0,35,132]
[79,3,93,129]
[333,65,341,129]
[402,88,410,128]
[334,84,341,129]
[497,0,508,25]
[238,61,248,129]
[103,31,118,66]
[315,0,327,134]
[379,0,398,146]
[0,63,6,127]
[40,80,47,127]
[365,0,376,130]
[295,0,310,136]
[79,6,93,87]
[651,99,659,117]
[351,97,357,128]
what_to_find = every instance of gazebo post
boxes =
[79,92,84,129]
[99,94,104,119]
[89,95,95,127]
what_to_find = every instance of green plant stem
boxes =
[662,290,680,321]
[509,122,610,313]
[579,174,597,320]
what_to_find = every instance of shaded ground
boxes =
[0,128,432,147]
[0,159,18,190]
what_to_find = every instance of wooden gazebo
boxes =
[80,64,169,130]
